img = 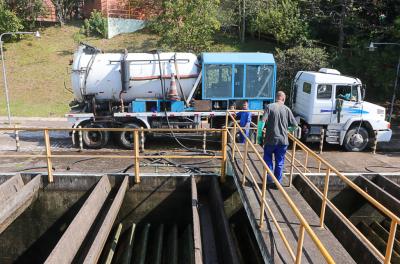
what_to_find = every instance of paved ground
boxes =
[0,117,398,174]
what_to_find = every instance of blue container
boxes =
[171,101,185,112]
[132,101,146,113]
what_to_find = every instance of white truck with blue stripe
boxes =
[292,68,392,151]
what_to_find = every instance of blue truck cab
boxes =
[201,52,276,110]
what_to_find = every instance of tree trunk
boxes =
[338,0,346,53]
[241,0,246,43]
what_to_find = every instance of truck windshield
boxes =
[335,85,358,101]
[245,65,274,98]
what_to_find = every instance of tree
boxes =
[6,0,46,29]
[275,45,329,98]
[150,0,220,52]
[50,0,80,24]
[0,2,23,34]
[261,0,309,45]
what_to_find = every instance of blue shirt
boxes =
[237,112,251,127]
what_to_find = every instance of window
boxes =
[234,65,244,98]
[245,65,274,98]
[204,64,232,98]
[303,82,311,94]
[317,84,332,99]
[335,85,358,101]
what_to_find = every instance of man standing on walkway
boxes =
[262,91,297,187]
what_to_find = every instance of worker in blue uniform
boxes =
[236,101,252,143]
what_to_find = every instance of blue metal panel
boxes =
[231,64,235,99]
[132,101,146,113]
[249,100,263,110]
[171,101,185,112]
[243,64,246,98]
[202,52,275,65]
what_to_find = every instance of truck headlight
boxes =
[377,109,385,115]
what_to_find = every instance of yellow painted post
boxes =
[384,219,398,264]
[224,111,229,129]
[220,128,228,183]
[259,169,268,228]
[232,121,237,161]
[295,224,305,264]
[255,112,260,144]
[44,129,53,183]
[241,139,249,185]
[289,141,297,187]
[319,168,331,228]
[318,160,322,173]
[134,130,140,183]
[304,151,309,173]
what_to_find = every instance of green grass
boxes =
[0,22,274,117]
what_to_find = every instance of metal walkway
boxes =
[227,144,354,263]
[225,110,400,264]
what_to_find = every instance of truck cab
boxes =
[292,68,392,151]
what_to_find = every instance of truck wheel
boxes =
[82,123,110,149]
[343,127,369,152]
[117,123,145,149]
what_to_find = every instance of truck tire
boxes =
[82,123,110,149]
[117,123,145,149]
[343,127,369,152]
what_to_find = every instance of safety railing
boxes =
[286,133,400,264]
[0,127,225,184]
[225,111,335,264]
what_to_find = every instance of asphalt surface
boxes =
[0,117,398,174]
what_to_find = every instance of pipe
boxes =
[137,223,151,264]
[168,224,178,264]
[122,223,136,264]
[153,224,164,264]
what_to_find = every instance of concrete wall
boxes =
[107,17,146,39]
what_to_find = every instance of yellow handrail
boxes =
[287,132,400,263]
[226,112,335,263]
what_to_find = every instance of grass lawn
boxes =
[0,21,274,117]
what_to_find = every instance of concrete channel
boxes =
[0,173,264,264]
[0,169,399,263]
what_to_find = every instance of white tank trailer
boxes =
[69,44,204,149]
[71,45,199,103]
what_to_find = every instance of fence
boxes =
[286,133,400,264]
[0,127,225,184]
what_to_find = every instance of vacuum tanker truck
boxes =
[67,44,276,148]
[67,44,391,151]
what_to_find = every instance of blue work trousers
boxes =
[263,144,288,184]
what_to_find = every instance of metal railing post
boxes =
[319,129,325,154]
[220,128,228,183]
[78,126,83,152]
[373,130,378,154]
[232,121,237,161]
[134,130,140,183]
[384,219,397,264]
[241,139,249,185]
[14,124,20,152]
[224,111,229,129]
[319,168,331,228]
[203,131,206,154]
[304,151,309,173]
[289,141,297,187]
[295,224,305,264]
[44,129,53,183]
[259,169,268,228]
[140,127,145,152]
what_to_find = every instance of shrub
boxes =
[275,45,329,96]
[0,3,23,35]
[83,10,107,38]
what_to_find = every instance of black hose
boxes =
[16,166,56,172]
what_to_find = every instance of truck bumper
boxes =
[376,129,392,142]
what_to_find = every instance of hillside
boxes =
[0,22,273,117]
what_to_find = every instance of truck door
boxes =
[314,84,333,124]
[332,85,360,124]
